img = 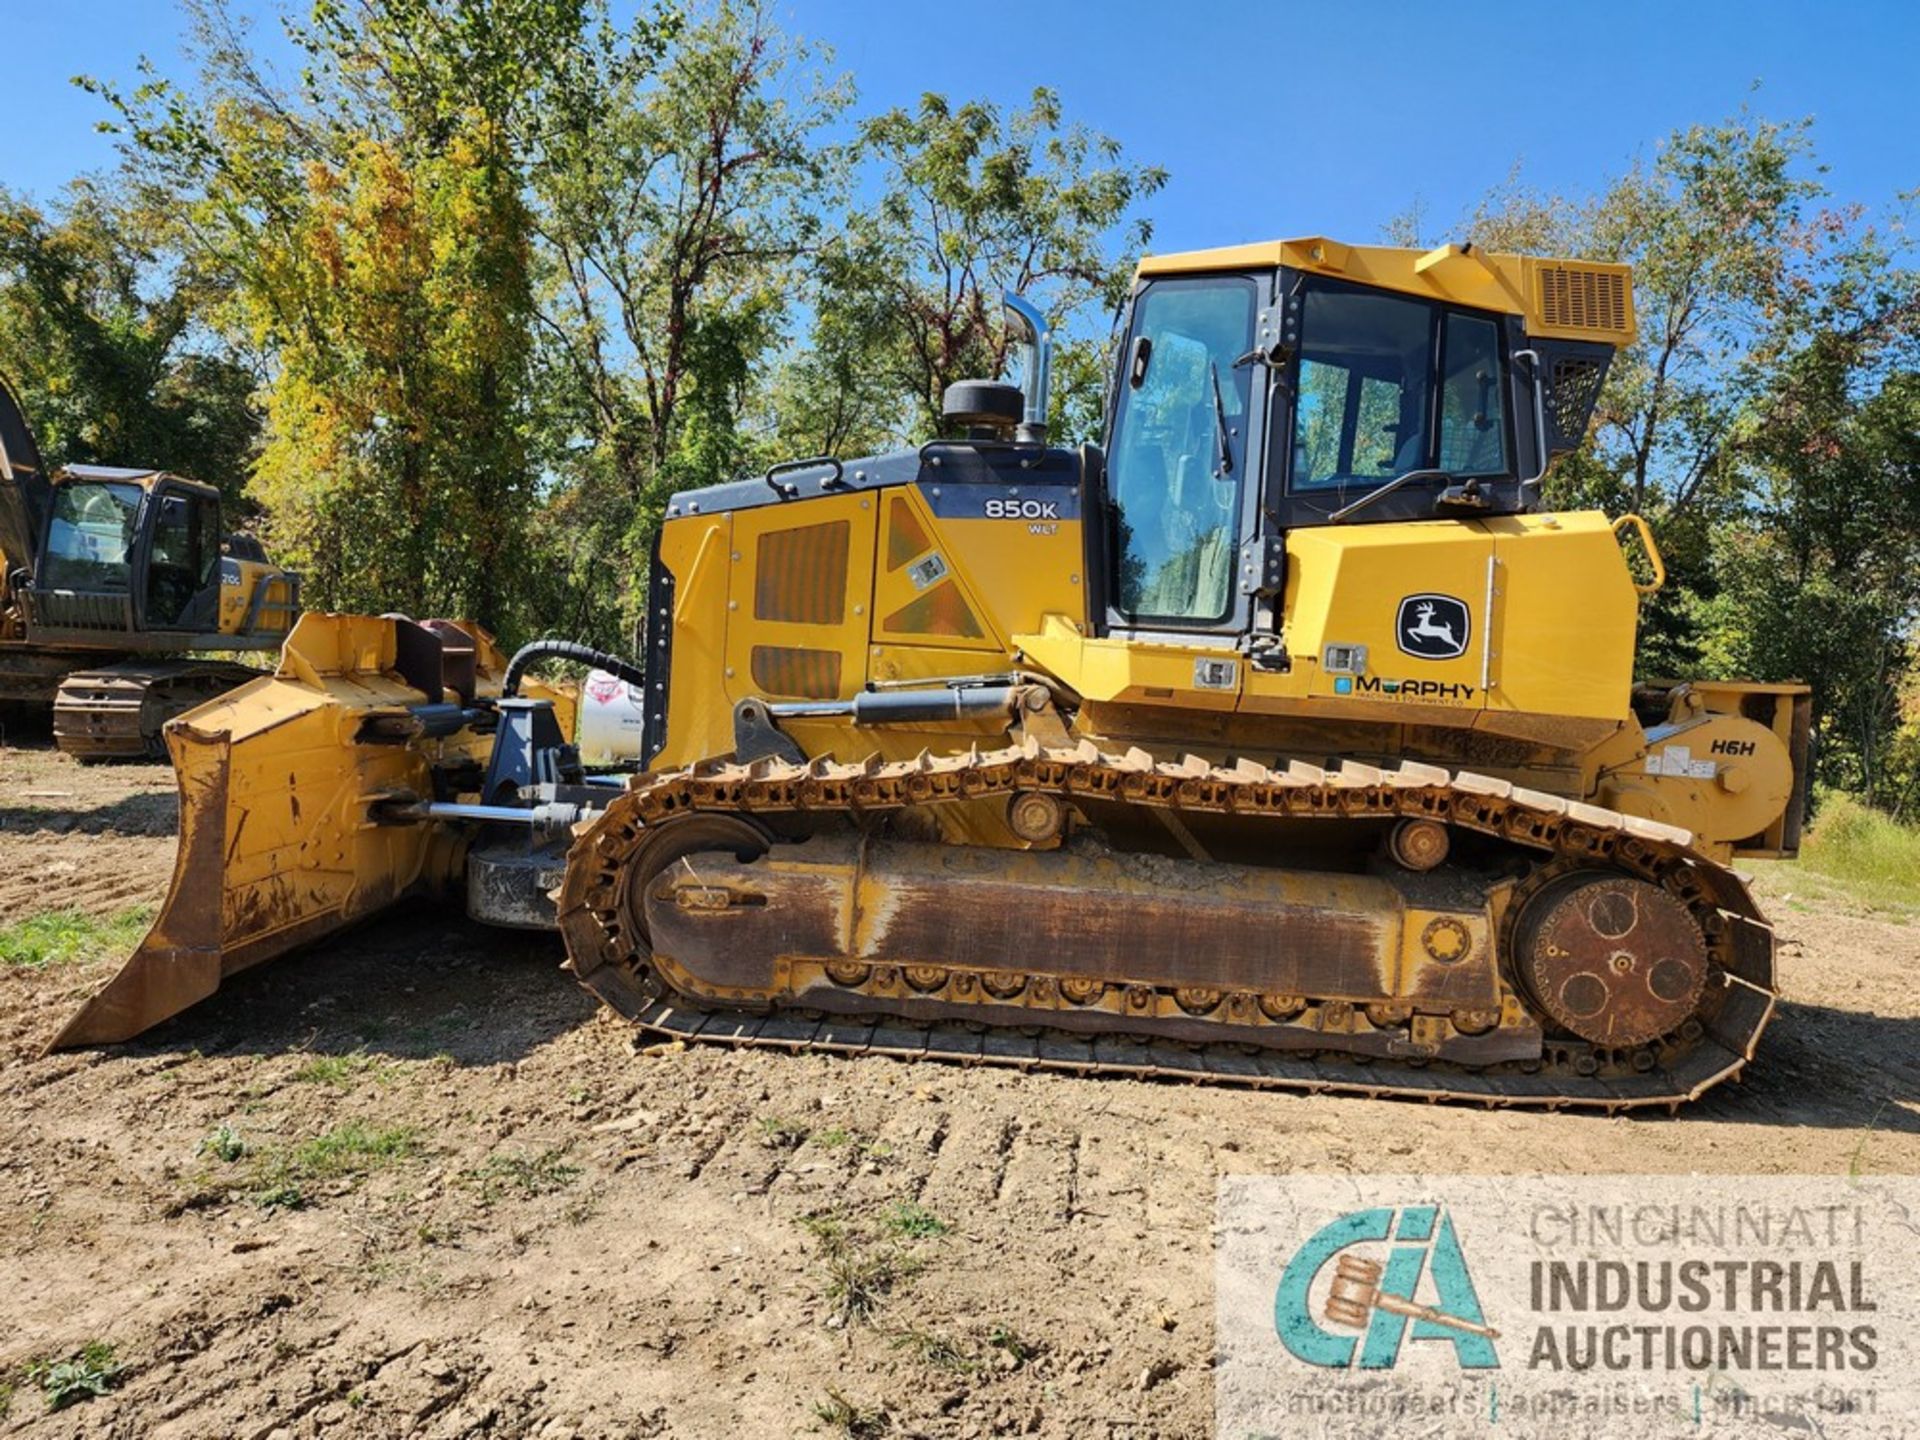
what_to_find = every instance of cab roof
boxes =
[1136,236,1635,345]
[60,464,220,498]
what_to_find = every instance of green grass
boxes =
[289,1049,395,1088]
[27,1342,123,1411]
[813,1388,888,1438]
[1792,793,1920,913]
[800,1211,930,1326]
[199,1125,247,1163]
[0,906,152,969]
[888,1327,977,1373]
[463,1147,582,1204]
[880,1200,949,1239]
[247,1124,422,1211]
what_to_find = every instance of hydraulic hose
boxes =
[503,638,646,698]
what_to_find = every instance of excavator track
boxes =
[556,742,1776,1113]
[52,660,265,761]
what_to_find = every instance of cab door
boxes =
[1100,274,1270,640]
[142,485,222,632]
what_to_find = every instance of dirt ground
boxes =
[3,728,1918,1439]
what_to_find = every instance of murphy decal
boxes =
[1333,675,1479,705]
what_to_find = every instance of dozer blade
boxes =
[48,614,489,1049]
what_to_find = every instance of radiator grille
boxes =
[750,645,842,699]
[1536,266,1628,333]
[755,520,849,625]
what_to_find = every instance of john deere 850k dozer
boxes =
[55,238,1811,1111]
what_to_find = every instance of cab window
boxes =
[42,482,142,590]
[1436,314,1509,475]
[1291,288,1433,491]
[1107,277,1257,624]
[1289,286,1513,494]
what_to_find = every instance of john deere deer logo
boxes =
[1396,594,1471,661]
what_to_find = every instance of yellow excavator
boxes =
[54,237,1810,1111]
[0,375,301,757]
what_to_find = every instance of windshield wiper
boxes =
[1208,361,1233,476]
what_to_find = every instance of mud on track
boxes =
[3,736,1920,1438]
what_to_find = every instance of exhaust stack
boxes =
[1001,292,1052,444]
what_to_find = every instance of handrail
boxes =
[1611,513,1666,596]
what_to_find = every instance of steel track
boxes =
[556,741,1777,1113]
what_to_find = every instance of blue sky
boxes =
[4,0,1915,251]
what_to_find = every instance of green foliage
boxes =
[289,1048,395,1088]
[199,1124,247,1163]
[463,1146,582,1202]
[0,179,259,501]
[1397,107,1920,792]
[526,0,848,641]
[802,87,1163,442]
[247,1123,422,1210]
[1797,793,1920,912]
[74,1,1158,648]
[880,1200,949,1238]
[28,1342,123,1411]
[0,905,152,969]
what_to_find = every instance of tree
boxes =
[1389,110,1920,794]
[0,179,259,500]
[87,0,560,633]
[811,88,1164,442]
[523,0,847,641]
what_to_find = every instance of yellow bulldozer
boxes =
[53,237,1811,1112]
[0,375,301,757]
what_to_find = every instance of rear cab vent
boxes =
[1536,266,1629,334]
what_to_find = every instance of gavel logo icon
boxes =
[1323,1254,1500,1339]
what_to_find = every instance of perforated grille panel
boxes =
[1547,356,1607,444]
[1536,266,1629,333]
[754,520,849,624]
[750,645,842,699]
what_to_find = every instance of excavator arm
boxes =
[0,371,51,587]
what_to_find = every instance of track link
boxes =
[52,660,264,760]
[556,741,1776,1113]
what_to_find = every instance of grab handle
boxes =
[1611,513,1666,596]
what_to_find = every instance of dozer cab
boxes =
[55,238,1811,1111]
[0,374,299,757]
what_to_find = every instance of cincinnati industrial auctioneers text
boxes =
[1525,1203,1878,1376]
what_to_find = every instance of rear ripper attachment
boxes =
[556,743,1776,1113]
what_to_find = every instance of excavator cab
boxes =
[24,464,295,649]
[1,373,301,757]
[35,468,224,635]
